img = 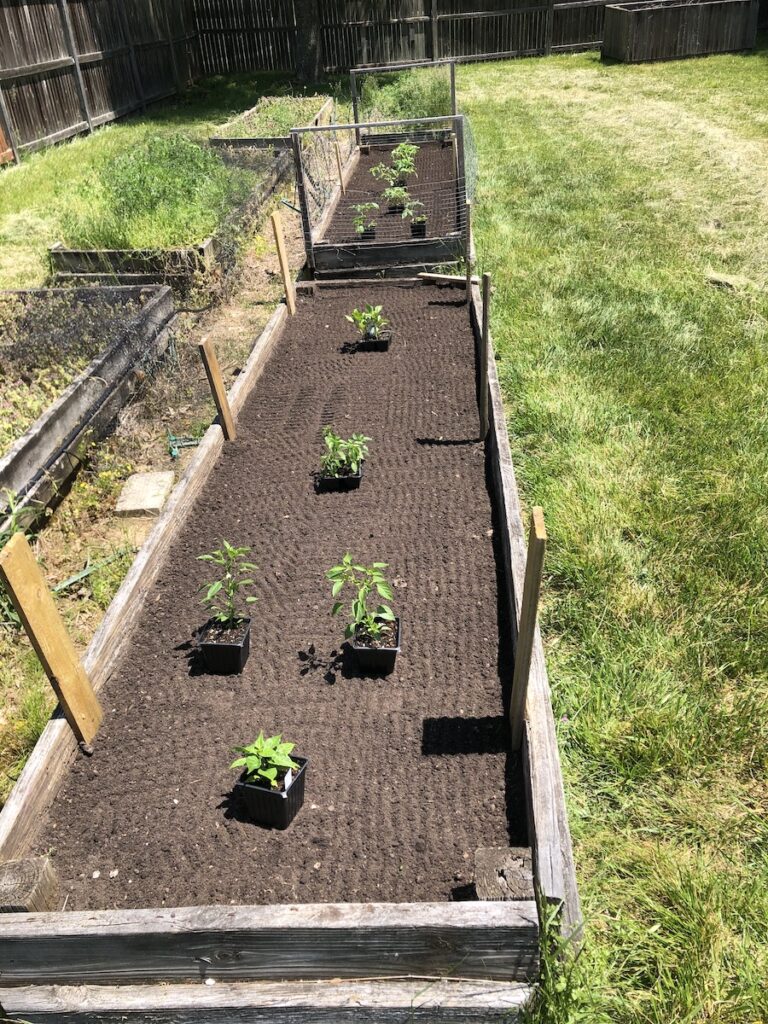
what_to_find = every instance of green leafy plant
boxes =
[402,197,425,222]
[391,142,419,178]
[197,540,257,628]
[321,427,371,478]
[230,732,299,790]
[345,304,389,340]
[370,161,398,186]
[352,202,379,235]
[327,554,395,643]
[383,185,410,209]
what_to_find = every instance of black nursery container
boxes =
[358,328,392,352]
[318,464,363,492]
[361,226,376,241]
[235,756,309,829]
[198,617,251,675]
[411,220,427,239]
[352,617,401,674]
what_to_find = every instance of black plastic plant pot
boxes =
[198,617,251,675]
[351,617,401,675]
[361,227,376,241]
[235,756,309,830]
[411,220,427,239]
[318,464,363,491]
[388,202,405,214]
[358,328,392,352]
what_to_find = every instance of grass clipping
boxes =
[60,134,256,250]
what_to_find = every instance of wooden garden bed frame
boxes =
[210,96,335,153]
[291,116,469,277]
[0,285,174,532]
[602,0,759,61]
[0,276,579,1022]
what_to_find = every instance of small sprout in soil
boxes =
[321,427,371,478]
[370,162,398,186]
[197,540,257,629]
[402,197,425,222]
[392,142,419,178]
[345,304,389,341]
[230,732,299,790]
[327,554,395,643]
[383,185,410,210]
[352,202,379,235]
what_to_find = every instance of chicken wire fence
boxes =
[350,60,457,127]
[290,115,476,271]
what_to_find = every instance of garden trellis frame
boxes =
[291,114,470,276]
[349,58,458,129]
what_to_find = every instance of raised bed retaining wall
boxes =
[210,96,335,153]
[602,0,759,61]
[0,285,174,529]
[0,278,579,1021]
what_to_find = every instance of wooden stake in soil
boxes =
[198,338,237,441]
[270,211,296,316]
[479,272,491,440]
[334,141,346,196]
[509,507,547,751]
[0,857,60,913]
[0,534,102,746]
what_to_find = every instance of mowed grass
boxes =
[0,72,291,287]
[460,41,768,1023]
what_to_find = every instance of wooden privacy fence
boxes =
[0,0,197,164]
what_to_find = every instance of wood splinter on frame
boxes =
[198,337,237,441]
[271,210,296,316]
[0,533,102,746]
[509,506,547,751]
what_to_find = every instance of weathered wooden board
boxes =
[468,278,582,941]
[0,902,539,986]
[0,978,533,1023]
[0,857,60,914]
[602,0,758,61]
[0,302,288,865]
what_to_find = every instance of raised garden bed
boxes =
[0,280,578,1020]
[0,286,174,527]
[293,117,470,278]
[210,95,335,152]
[49,151,293,293]
[602,0,759,61]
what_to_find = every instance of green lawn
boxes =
[461,40,768,1023]
[0,73,293,288]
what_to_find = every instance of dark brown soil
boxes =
[35,282,525,910]
[322,142,460,244]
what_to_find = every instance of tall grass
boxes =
[462,41,768,1023]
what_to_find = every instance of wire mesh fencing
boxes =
[350,60,457,126]
[290,114,474,272]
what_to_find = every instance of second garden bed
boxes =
[29,281,524,910]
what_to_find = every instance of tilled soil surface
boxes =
[322,142,460,243]
[36,282,525,910]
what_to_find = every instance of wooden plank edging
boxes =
[0,978,534,1022]
[0,302,288,864]
[469,281,582,941]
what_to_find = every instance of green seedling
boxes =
[197,540,257,628]
[327,554,395,643]
[230,732,299,790]
[321,427,371,478]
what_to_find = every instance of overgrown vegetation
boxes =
[462,41,768,1024]
[0,291,145,452]
[358,66,452,122]
[60,134,255,250]
[0,72,293,287]
[216,93,330,138]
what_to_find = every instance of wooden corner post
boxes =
[198,338,237,441]
[510,507,547,750]
[270,211,296,315]
[0,533,102,745]
[479,271,491,439]
[465,200,472,298]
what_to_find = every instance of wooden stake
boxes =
[510,507,547,751]
[479,272,490,439]
[334,141,346,195]
[270,214,296,317]
[198,338,237,441]
[0,534,102,745]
